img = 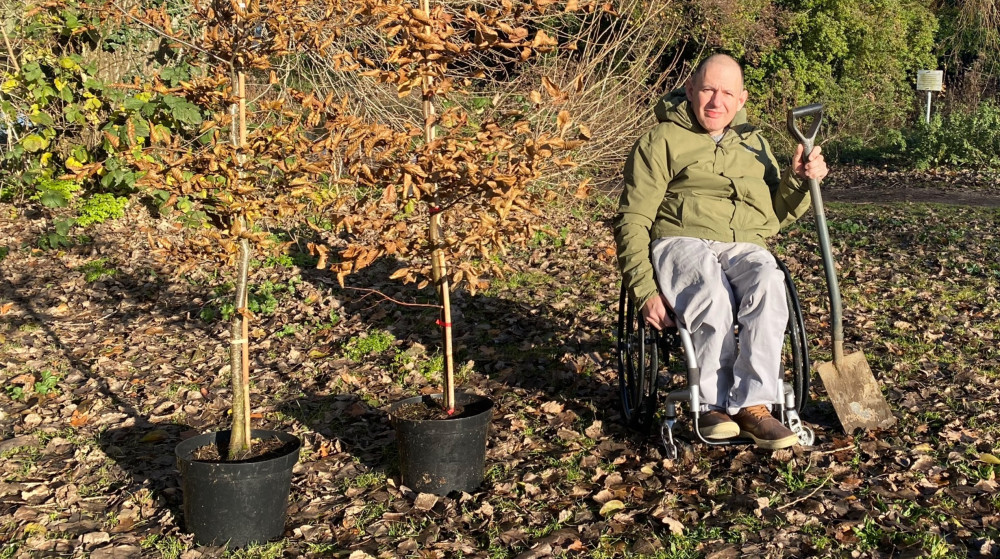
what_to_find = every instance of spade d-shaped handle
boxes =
[786,103,823,163]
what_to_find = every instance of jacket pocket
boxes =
[677,195,731,233]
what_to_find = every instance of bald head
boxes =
[685,54,748,136]
[691,54,745,90]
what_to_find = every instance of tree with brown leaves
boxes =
[108,0,584,450]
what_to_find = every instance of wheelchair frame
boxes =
[616,258,816,458]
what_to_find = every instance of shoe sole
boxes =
[699,423,740,439]
[739,430,799,449]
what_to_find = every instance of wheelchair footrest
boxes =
[659,406,815,452]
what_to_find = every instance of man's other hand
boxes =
[792,144,828,182]
[641,294,675,330]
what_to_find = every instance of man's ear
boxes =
[738,89,748,109]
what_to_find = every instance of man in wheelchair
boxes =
[614,53,828,450]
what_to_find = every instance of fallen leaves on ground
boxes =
[1,172,1000,557]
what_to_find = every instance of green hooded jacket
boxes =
[614,90,812,310]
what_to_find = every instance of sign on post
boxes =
[916,70,943,124]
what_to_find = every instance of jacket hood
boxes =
[653,88,748,132]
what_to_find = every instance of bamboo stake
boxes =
[421,0,455,414]
[228,65,253,458]
[240,285,250,438]
[238,72,247,148]
[431,223,455,413]
[229,238,252,459]
[237,71,251,443]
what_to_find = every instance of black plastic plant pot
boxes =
[388,392,493,496]
[175,429,301,547]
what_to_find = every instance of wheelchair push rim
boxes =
[616,283,661,432]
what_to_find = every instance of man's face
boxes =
[685,60,748,136]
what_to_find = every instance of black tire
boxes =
[778,259,811,412]
[616,283,661,433]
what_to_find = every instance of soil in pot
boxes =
[190,436,297,462]
[390,394,492,421]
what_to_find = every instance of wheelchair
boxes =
[616,258,816,458]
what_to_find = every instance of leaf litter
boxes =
[2,170,1000,557]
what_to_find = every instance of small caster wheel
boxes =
[797,426,815,446]
[663,443,678,460]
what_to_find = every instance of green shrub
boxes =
[76,193,128,226]
[744,0,938,154]
[29,178,80,209]
[884,101,1000,170]
[343,330,396,361]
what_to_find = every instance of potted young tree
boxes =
[325,0,583,495]
[119,0,583,515]
[103,0,401,546]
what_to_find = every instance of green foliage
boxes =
[1,2,107,202]
[38,217,76,249]
[76,193,128,226]
[96,156,142,195]
[4,385,24,401]
[853,516,886,551]
[263,253,295,268]
[140,534,185,559]
[0,0,205,248]
[420,353,444,381]
[33,370,60,396]
[29,178,79,209]
[5,370,61,401]
[934,0,1000,99]
[199,280,293,322]
[343,329,396,361]
[743,0,938,152]
[893,101,1000,170]
[247,281,285,316]
[77,258,117,282]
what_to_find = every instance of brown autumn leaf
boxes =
[542,76,562,99]
[531,29,558,49]
[70,409,89,427]
[556,110,572,135]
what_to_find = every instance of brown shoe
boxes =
[733,405,799,449]
[697,410,739,439]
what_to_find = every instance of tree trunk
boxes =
[228,66,252,458]
[228,235,252,459]
[429,215,456,413]
[421,0,455,413]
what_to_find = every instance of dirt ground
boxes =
[823,165,1000,206]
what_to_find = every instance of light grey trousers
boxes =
[650,236,788,415]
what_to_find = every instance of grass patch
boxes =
[77,258,117,282]
[342,329,396,361]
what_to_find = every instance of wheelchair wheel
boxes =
[616,259,810,433]
[616,284,662,433]
[778,259,810,412]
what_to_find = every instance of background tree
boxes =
[937,0,1000,105]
